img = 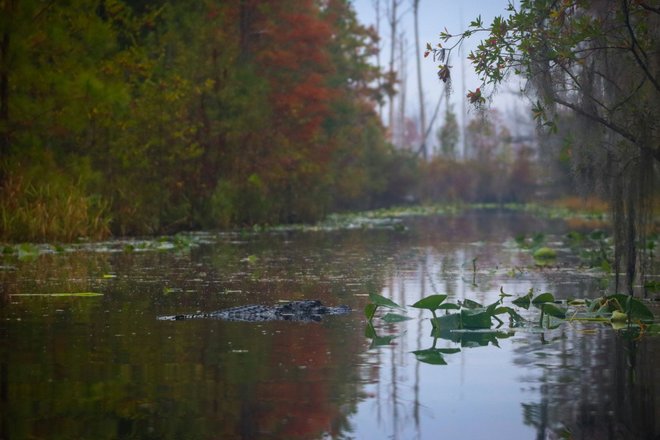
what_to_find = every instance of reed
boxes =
[0,165,111,243]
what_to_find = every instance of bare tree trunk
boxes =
[413,0,427,159]
[372,0,383,120]
[397,33,408,148]
[387,0,401,135]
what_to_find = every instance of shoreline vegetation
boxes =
[0,1,598,245]
[1,199,611,248]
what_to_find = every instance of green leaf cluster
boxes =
[365,285,657,367]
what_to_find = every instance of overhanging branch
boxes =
[552,95,660,163]
[622,0,660,93]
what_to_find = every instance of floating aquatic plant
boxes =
[365,286,657,365]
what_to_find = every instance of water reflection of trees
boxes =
[0,300,369,439]
[0,236,381,439]
[360,211,658,439]
[3,210,655,439]
[513,325,660,439]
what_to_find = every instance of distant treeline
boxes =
[0,0,537,242]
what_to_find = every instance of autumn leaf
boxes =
[438,64,451,83]
[467,88,485,104]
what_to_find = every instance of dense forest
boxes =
[0,0,546,242]
[0,0,406,240]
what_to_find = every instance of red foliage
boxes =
[241,0,339,191]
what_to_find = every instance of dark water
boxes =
[1,210,659,439]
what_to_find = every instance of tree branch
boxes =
[552,95,660,163]
[638,2,660,14]
[621,0,660,93]
[414,87,446,157]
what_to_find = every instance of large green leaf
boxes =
[461,308,492,329]
[411,294,447,310]
[368,292,403,309]
[608,294,654,322]
[431,312,462,330]
[512,292,532,309]
[493,306,526,326]
[532,292,555,304]
[364,303,378,320]
[437,303,461,311]
[541,303,567,319]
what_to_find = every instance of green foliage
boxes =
[411,294,448,319]
[365,292,404,321]
[0,0,410,241]
[437,104,459,159]
[0,152,110,242]
[366,287,657,366]
[430,0,659,295]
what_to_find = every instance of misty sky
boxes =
[351,0,530,153]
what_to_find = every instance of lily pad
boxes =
[533,246,557,260]
[10,292,103,297]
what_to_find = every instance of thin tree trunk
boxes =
[387,0,399,134]
[398,32,407,148]
[372,0,383,120]
[413,0,427,159]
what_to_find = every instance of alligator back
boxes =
[158,300,351,322]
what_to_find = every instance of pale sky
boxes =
[350,0,531,154]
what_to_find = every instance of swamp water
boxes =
[1,210,659,439]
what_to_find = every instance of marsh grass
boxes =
[1,161,110,243]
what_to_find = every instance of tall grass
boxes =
[1,158,111,243]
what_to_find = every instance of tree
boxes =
[412,0,427,159]
[1,0,412,241]
[385,0,404,134]
[430,0,659,295]
[437,101,458,159]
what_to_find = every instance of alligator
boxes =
[158,300,351,322]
